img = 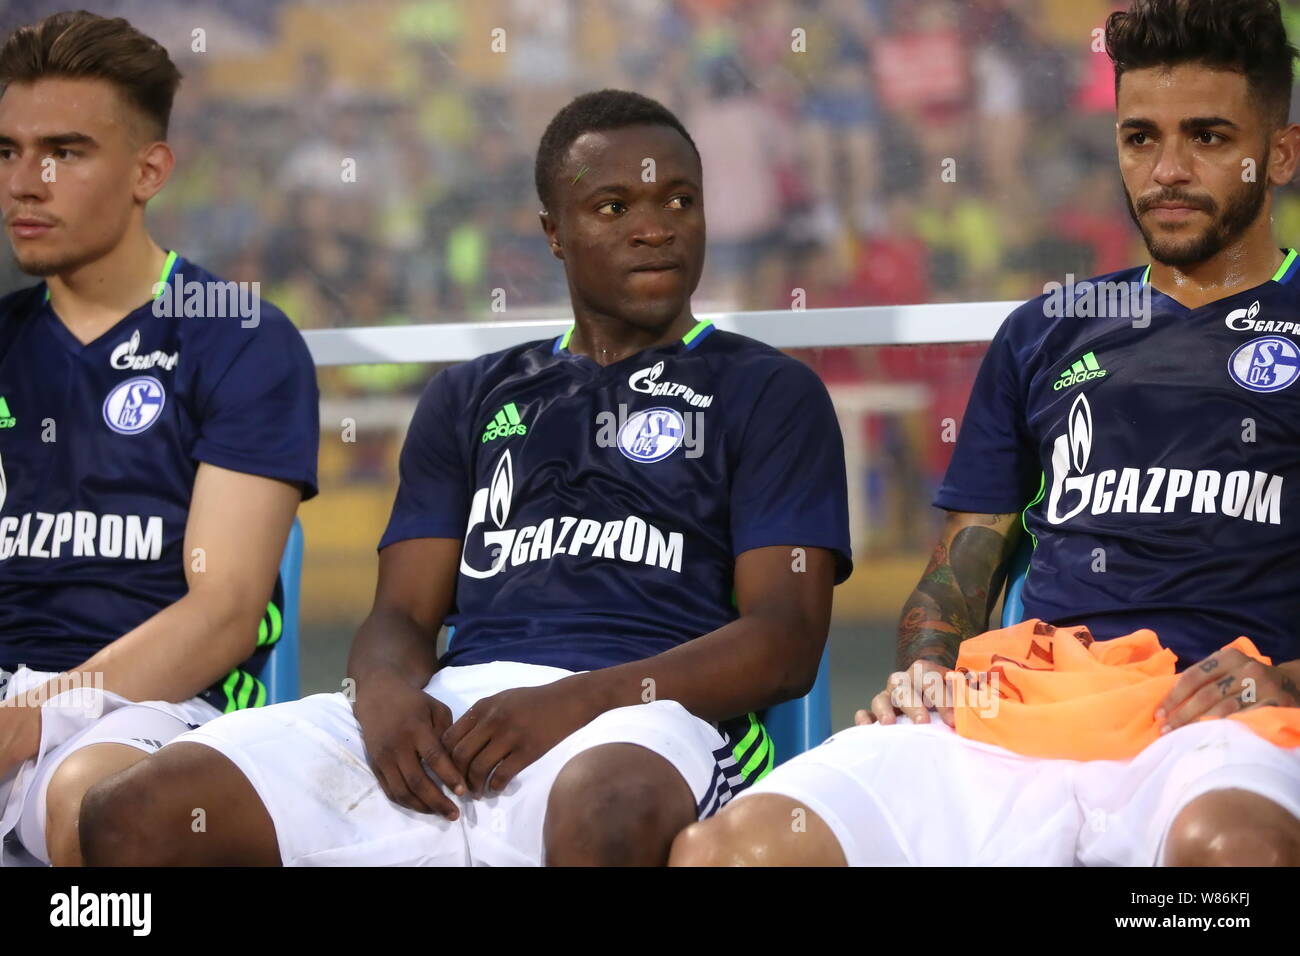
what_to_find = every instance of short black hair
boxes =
[1106,0,1298,128]
[534,88,699,212]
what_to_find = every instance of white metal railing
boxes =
[305,300,1014,558]
[301,300,1017,366]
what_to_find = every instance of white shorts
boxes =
[173,661,760,866]
[0,667,220,866]
[738,716,1300,866]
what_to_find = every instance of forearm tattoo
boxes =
[896,522,1012,670]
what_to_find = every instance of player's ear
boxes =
[1267,122,1300,187]
[134,140,174,204]
[539,209,564,261]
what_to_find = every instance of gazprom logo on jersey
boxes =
[111,330,178,371]
[459,450,685,579]
[0,511,164,561]
[1228,336,1300,393]
[1046,393,1283,526]
[103,376,165,434]
[618,407,685,462]
[1225,300,1300,336]
[627,361,713,407]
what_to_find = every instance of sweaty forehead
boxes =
[561,124,700,188]
[0,76,139,141]
[1117,64,1254,122]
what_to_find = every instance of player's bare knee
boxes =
[668,817,735,866]
[80,751,200,866]
[1165,815,1293,867]
[46,744,150,867]
[671,795,805,866]
[45,757,99,866]
[1164,789,1300,867]
[669,801,776,867]
[79,769,164,866]
[545,744,694,865]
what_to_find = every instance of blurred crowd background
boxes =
[3,0,1299,717]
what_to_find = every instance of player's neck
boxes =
[568,310,698,366]
[45,231,170,346]
[1147,220,1286,311]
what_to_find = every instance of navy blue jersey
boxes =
[937,249,1300,666]
[0,252,319,710]
[381,320,853,673]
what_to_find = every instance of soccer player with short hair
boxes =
[0,12,318,866]
[673,0,1300,867]
[78,89,852,867]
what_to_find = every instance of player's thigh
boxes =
[735,720,1081,866]
[1077,718,1300,866]
[166,693,469,866]
[464,700,736,866]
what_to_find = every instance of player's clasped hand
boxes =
[855,659,960,728]
[0,702,42,779]
[442,680,597,797]
[353,670,467,819]
[1157,646,1300,733]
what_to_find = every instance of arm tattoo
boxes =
[896,521,1014,670]
[896,602,963,669]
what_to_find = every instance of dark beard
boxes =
[1125,159,1270,269]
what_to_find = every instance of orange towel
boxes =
[950,619,1300,760]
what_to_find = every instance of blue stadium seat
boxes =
[1000,534,1034,629]
[262,517,303,704]
[765,646,831,767]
